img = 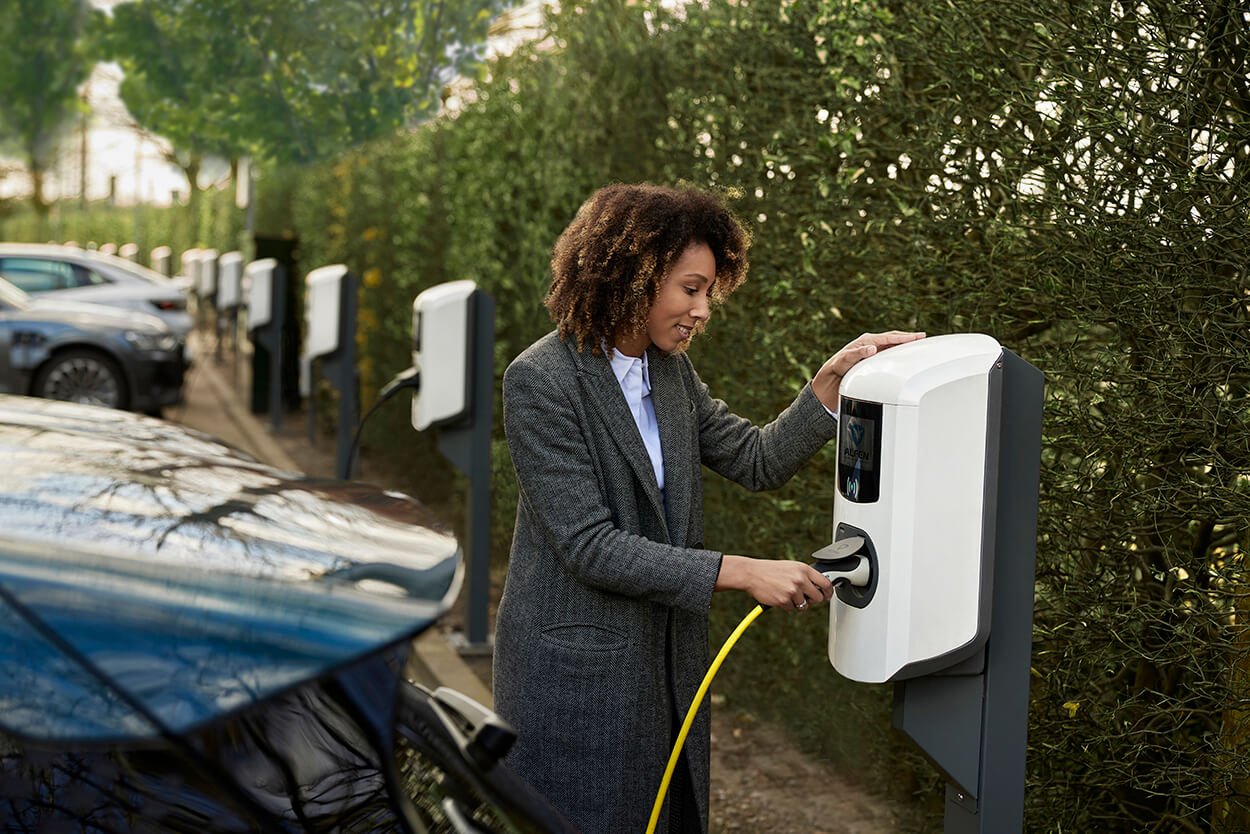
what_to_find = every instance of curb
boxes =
[194,357,301,472]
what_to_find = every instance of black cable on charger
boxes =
[340,367,420,480]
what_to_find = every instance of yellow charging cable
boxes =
[644,604,766,834]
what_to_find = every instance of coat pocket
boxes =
[539,622,628,653]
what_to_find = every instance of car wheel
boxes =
[34,349,129,410]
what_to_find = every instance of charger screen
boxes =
[838,398,882,503]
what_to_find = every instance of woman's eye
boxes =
[684,286,698,295]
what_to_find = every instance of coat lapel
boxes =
[566,340,669,537]
[647,347,692,548]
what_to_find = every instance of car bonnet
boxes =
[0,397,462,743]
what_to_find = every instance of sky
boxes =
[34,61,219,207]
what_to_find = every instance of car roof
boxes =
[0,395,461,743]
[0,242,179,286]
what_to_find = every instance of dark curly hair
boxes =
[546,183,751,354]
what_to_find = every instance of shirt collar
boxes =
[607,343,651,394]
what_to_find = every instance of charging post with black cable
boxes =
[302,264,360,481]
[245,258,286,432]
[344,279,495,654]
[422,281,495,654]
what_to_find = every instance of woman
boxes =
[494,183,922,833]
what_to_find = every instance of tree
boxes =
[94,0,254,204]
[100,0,512,174]
[0,0,98,215]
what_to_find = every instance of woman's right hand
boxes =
[715,554,833,611]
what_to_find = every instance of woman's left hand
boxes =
[813,331,926,411]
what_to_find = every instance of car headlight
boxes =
[124,329,180,353]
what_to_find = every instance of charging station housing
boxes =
[411,280,476,431]
[217,252,243,311]
[822,332,1043,833]
[828,333,1004,683]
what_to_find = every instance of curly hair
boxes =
[546,183,751,354]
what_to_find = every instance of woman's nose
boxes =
[692,294,710,320]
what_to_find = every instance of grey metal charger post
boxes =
[891,349,1043,833]
[308,268,360,481]
[302,265,361,479]
[216,251,244,365]
[434,291,495,653]
[245,259,287,432]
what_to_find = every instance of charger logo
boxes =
[849,423,865,446]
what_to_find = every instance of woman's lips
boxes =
[676,324,693,340]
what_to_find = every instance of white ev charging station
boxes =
[245,258,286,431]
[196,249,218,304]
[151,246,173,278]
[301,264,360,480]
[823,333,1043,833]
[192,249,218,335]
[180,248,201,291]
[216,251,244,361]
[411,280,476,431]
[409,279,496,651]
[217,252,243,312]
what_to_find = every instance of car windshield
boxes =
[0,277,31,310]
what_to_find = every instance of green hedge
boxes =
[1,189,246,265]
[19,0,1250,829]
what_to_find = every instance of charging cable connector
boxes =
[813,555,871,588]
[810,536,871,588]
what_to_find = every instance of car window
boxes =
[82,268,112,286]
[0,258,80,292]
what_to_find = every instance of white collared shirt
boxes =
[608,347,665,493]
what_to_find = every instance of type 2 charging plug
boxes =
[814,555,871,588]
[811,535,872,588]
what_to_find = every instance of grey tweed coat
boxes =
[494,331,837,834]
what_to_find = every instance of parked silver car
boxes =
[0,243,192,338]
[0,276,186,413]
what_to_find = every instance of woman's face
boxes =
[618,241,715,356]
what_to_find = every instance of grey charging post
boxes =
[411,280,496,653]
[823,334,1044,833]
[301,264,360,480]
[216,251,244,363]
[893,349,1042,832]
[196,249,218,336]
[245,258,286,431]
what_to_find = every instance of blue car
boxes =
[0,395,576,834]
